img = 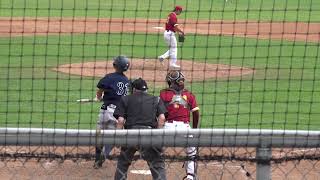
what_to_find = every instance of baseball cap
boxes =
[132,78,148,91]
[175,5,183,12]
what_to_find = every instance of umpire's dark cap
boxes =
[132,78,148,91]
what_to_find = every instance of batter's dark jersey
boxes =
[97,72,129,109]
[113,92,167,128]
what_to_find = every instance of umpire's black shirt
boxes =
[113,92,167,129]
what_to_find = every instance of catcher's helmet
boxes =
[113,55,130,72]
[166,70,185,86]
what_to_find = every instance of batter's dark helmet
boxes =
[166,70,185,86]
[113,55,130,72]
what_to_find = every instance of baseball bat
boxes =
[76,98,97,103]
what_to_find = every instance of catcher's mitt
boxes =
[178,34,185,42]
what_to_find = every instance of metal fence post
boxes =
[256,147,272,180]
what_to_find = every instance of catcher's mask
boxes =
[166,70,185,90]
[113,55,130,72]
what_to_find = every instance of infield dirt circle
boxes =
[54,59,254,86]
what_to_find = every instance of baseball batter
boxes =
[93,55,130,169]
[160,70,200,180]
[158,5,185,69]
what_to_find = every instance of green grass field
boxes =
[1,0,320,21]
[0,0,319,130]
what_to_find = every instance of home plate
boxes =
[153,26,164,30]
[130,169,151,175]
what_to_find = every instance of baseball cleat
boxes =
[93,161,103,169]
[183,173,197,180]
[158,56,165,62]
[183,176,196,180]
[169,63,180,69]
[93,153,105,169]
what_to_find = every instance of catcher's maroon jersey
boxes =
[165,12,177,32]
[160,88,198,123]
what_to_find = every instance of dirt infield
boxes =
[0,17,319,42]
[1,146,320,180]
[53,59,254,86]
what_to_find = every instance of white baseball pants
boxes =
[164,121,197,180]
[159,30,178,65]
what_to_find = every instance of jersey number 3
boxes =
[117,82,129,96]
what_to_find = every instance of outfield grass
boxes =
[0,33,319,130]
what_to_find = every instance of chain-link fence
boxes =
[1,128,320,179]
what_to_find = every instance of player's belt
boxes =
[167,120,188,124]
[126,125,153,129]
[101,103,116,110]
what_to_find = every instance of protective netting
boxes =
[1,0,320,179]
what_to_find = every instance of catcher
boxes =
[160,70,200,180]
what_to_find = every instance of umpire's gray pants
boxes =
[114,146,166,180]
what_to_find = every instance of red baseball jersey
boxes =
[160,88,198,123]
[165,12,177,32]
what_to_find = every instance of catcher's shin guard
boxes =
[184,155,197,180]
[183,147,198,180]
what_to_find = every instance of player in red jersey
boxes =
[158,6,185,69]
[160,70,200,180]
